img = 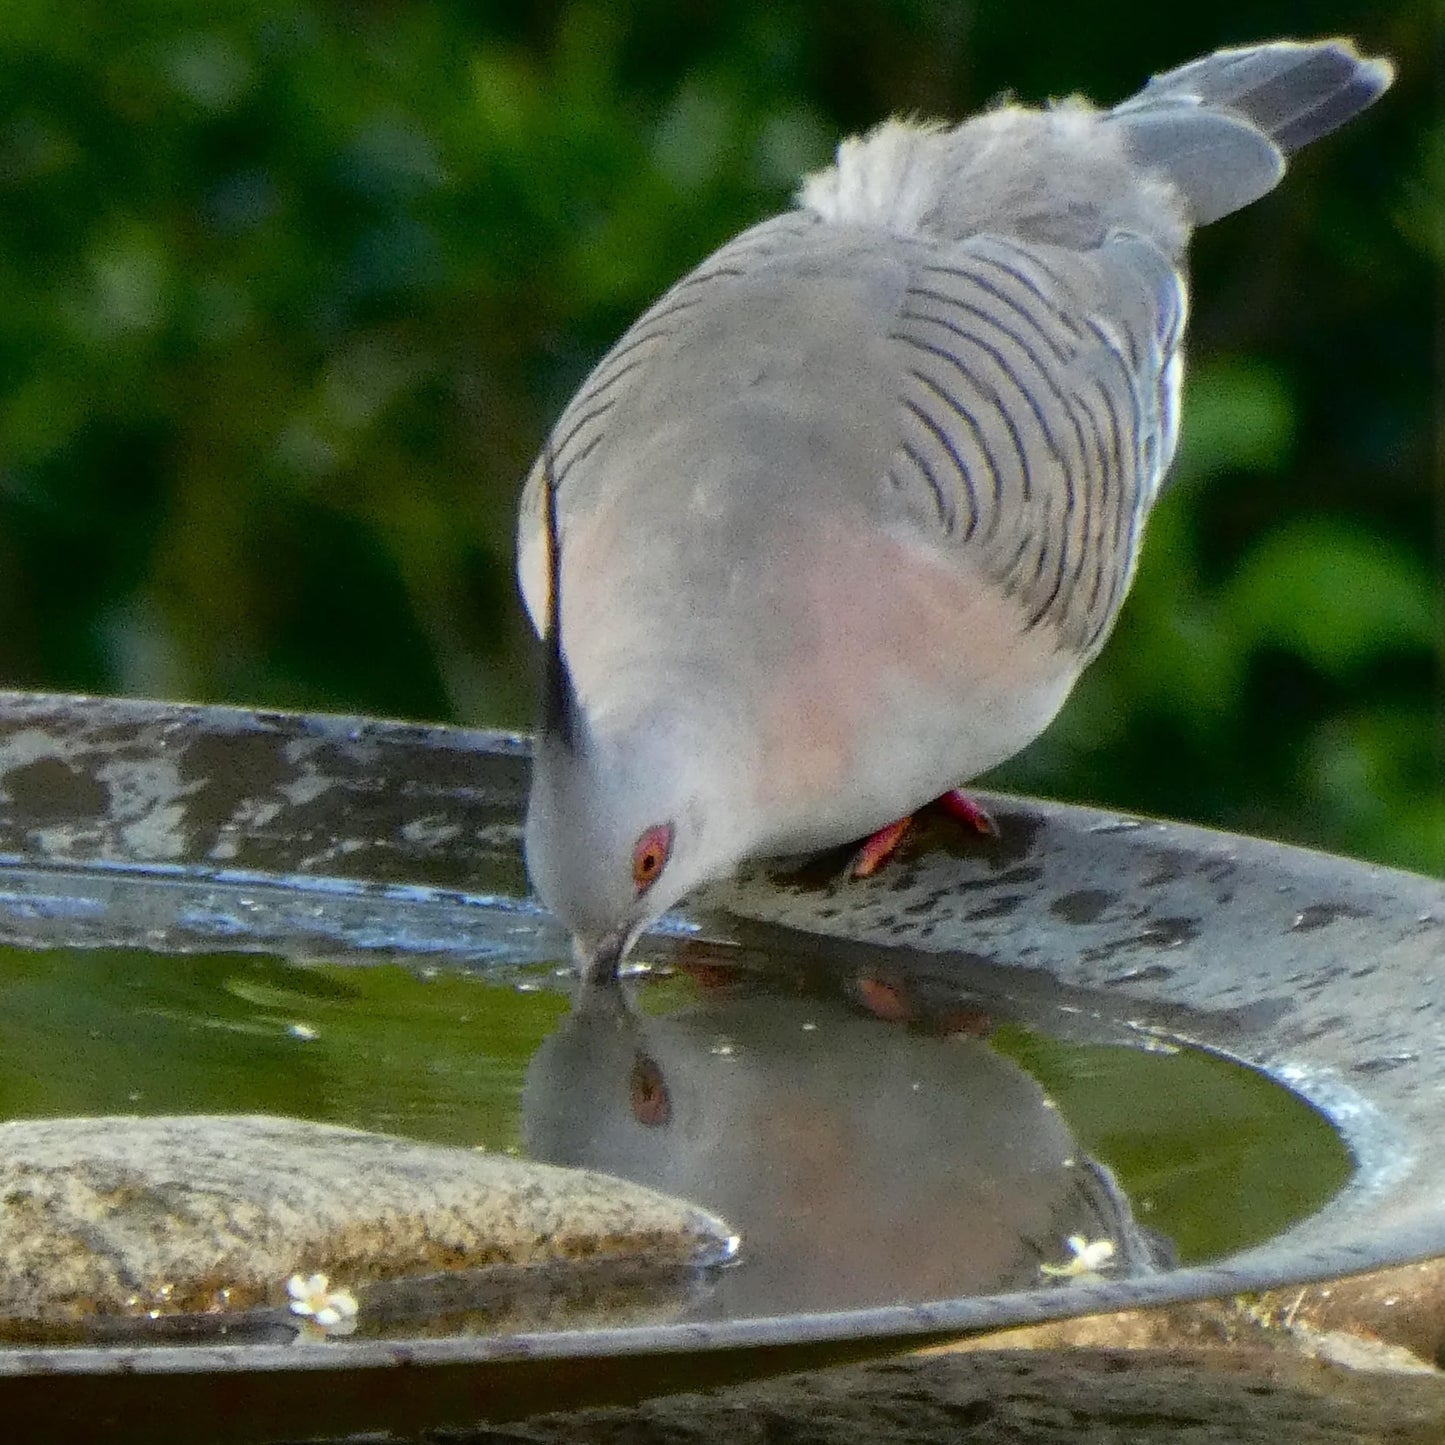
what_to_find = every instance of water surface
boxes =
[0,937,1351,1328]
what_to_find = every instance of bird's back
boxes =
[518,39,1391,835]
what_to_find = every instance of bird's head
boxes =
[525,704,738,979]
[522,442,745,980]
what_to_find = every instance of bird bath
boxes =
[0,690,1438,1442]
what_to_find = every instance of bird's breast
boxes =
[747,515,1080,853]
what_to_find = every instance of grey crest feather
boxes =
[538,442,585,756]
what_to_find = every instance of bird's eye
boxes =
[631,823,673,894]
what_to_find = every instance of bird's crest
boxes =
[540,442,585,755]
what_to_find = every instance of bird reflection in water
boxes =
[522,958,1170,1320]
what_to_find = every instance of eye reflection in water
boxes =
[522,967,1169,1319]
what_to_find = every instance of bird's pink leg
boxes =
[850,790,999,878]
[936,788,1001,838]
[850,816,915,878]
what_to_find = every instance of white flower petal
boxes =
[1040,1235,1117,1279]
[286,1271,336,1315]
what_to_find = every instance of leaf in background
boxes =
[1221,520,1435,678]
[1168,357,1295,486]
[1302,704,1444,874]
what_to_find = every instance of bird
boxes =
[516,39,1393,982]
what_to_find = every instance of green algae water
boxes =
[0,947,566,1153]
[0,942,1351,1286]
[992,1023,1354,1263]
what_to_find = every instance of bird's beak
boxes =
[571,924,641,986]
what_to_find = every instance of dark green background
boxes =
[0,0,1437,871]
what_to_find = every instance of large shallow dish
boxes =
[0,692,1438,1442]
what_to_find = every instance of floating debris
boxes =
[287,1272,359,1340]
[1041,1235,1117,1283]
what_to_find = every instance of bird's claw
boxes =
[850,791,999,878]
[936,789,1000,838]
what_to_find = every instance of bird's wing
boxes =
[520,214,1184,666]
[885,226,1186,657]
[520,41,1390,668]
[517,209,881,637]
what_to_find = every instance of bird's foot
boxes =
[850,790,999,878]
[850,815,915,878]
[935,788,1001,838]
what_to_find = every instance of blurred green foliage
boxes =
[0,0,1437,870]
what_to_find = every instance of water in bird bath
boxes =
[0,701,1433,1440]
[0,931,1351,1338]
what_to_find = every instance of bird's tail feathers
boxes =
[1107,39,1394,225]
[797,38,1392,246]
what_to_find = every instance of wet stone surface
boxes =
[0,1114,735,1339]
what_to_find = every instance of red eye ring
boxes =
[631,823,673,894]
